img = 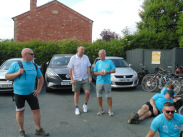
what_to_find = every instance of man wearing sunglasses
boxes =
[146,102,183,137]
[5,48,49,137]
[128,90,174,124]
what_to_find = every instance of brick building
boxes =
[12,0,93,43]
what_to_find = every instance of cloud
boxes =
[71,0,143,41]
[0,0,143,41]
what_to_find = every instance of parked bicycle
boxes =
[141,67,182,94]
[138,64,152,85]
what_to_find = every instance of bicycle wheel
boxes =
[178,105,183,115]
[141,75,158,92]
[169,80,182,95]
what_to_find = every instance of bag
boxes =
[12,61,38,101]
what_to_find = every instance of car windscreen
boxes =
[0,60,20,70]
[110,59,129,67]
[49,56,71,67]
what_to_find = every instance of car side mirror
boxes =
[129,64,132,67]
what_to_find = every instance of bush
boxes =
[0,39,126,73]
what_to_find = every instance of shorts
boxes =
[72,78,90,92]
[144,102,160,117]
[14,93,40,111]
[96,84,111,98]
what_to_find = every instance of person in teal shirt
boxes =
[146,102,183,137]
[5,48,48,137]
[93,49,116,116]
[161,83,182,111]
[128,90,174,124]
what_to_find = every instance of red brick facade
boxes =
[12,0,93,43]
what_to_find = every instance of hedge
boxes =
[0,39,126,73]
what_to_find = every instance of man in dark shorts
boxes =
[128,90,174,124]
[5,48,49,137]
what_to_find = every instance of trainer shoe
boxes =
[97,109,104,116]
[131,119,139,124]
[35,128,49,136]
[83,104,88,112]
[128,112,136,124]
[19,130,26,137]
[75,108,80,115]
[108,110,114,116]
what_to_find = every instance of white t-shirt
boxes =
[67,54,91,81]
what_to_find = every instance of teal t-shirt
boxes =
[93,59,116,84]
[152,93,173,113]
[6,61,42,95]
[151,113,183,137]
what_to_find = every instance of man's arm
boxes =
[150,98,158,116]
[146,129,156,137]
[69,68,75,84]
[5,68,25,80]
[87,67,92,83]
[33,75,44,97]
[107,69,116,74]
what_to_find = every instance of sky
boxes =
[0,0,144,42]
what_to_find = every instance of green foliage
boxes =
[136,0,183,49]
[0,39,127,72]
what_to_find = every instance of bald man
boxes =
[5,48,49,137]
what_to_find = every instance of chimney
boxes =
[30,0,37,11]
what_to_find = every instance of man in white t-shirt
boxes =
[67,45,92,115]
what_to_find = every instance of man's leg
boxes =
[128,104,150,124]
[138,111,152,121]
[83,89,90,112]
[16,110,25,131]
[84,90,90,104]
[74,91,80,106]
[98,97,103,110]
[137,104,150,117]
[32,109,49,136]
[32,109,41,130]
[107,97,112,110]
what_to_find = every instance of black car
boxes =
[45,54,74,92]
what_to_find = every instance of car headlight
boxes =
[134,71,138,77]
[46,71,58,77]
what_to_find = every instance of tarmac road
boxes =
[0,83,177,137]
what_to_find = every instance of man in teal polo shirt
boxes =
[5,48,49,137]
[93,49,116,116]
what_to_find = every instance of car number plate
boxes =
[121,79,130,82]
[61,82,71,85]
[0,84,13,88]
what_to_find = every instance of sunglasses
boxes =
[27,53,34,56]
[165,110,175,114]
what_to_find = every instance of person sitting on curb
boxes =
[146,102,183,137]
[128,90,174,124]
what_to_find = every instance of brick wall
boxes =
[13,1,93,43]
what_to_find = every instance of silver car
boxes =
[45,54,74,92]
[0,58,41,93]
[91,56,139,88]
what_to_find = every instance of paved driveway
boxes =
[0,83,178,137]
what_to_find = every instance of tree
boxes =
[122,26,131,37]
[100,29,119,42]
[136,0,183,49]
